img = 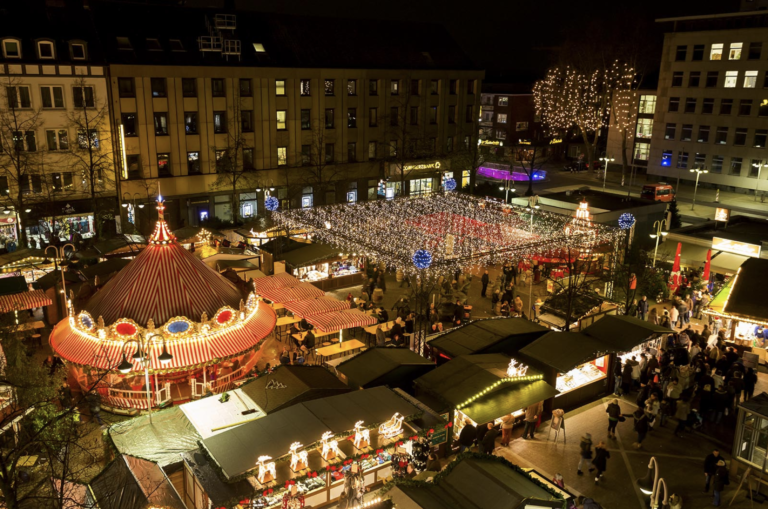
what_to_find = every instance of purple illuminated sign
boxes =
[477,166,546,182]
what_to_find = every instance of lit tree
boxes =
[609,85,636,184]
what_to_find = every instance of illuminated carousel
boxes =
[50,198,276,412]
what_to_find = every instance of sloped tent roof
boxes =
[0,290,52,313]
[253,272,301,294]
[427,317,548,358]
[739,392,768,419]
[580,315,673,352]
[261,282,324,304]
[89,455,186,509]
[239,365,351,414]
[181,451,257,509]
[201,386,421,480]
[336,347,435,389]
[282,296,351,318]
[305,308,377,333]
[519,332,611,374]
[79,258,131,284]
[280,243,341,268]
[0,276,28,296]
[722,258,768,321]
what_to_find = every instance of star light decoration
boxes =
[265,196,279,212]
[618,213,636,230]
[274,194,623,276]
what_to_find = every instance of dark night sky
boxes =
[227,0,740,82]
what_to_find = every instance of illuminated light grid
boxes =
[274,194,624,276]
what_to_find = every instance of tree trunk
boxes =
[620,131,629,186]
[581,129,595,173]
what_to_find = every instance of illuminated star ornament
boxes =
[412,249,432,270]
[444,178,457,191]
[265,196,279,212]
[618,213,636,230]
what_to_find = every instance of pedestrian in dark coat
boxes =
[713,460,729,506]
[744,367,757,401]
[481,426,500,454]
[457,420,476,454]
[592,441,610,484]
[704,449,721,492]
[481,270,490,297]
[622,362,633,395]
[633,409,649,449]
[577,434,594,475]
[638,296,649,320]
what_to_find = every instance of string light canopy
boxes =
[274,194,623,276]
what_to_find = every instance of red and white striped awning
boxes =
[0,290,52,313]
[282,297,350,318]
[50,303,276,373]
[253,273,301,294]
[261,283,324,304]
[305,309,377,333]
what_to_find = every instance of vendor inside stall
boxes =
[279,242,366,290]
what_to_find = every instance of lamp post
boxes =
[652,478,669,509]
[526,196,539,318]
[752,161,766,202]
[118,332,173,422]
[636,456,660,500]
[690,167,708,210]
[44,244,75,312]
[498,180,516,204]
[649,219,668,268]
[600,154,615,189]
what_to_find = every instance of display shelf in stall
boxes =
[281,242,366,291]
[0,249,53,283]
[538,290,619,331]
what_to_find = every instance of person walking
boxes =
[523,401,542,440]
[627,299,638,318]
[669,306,679,329]
[457,419,476,454]
[592,441,610,485]
[606,399,623,439]
[632,408,649,449]
[744,367,757,401]
[713,460,729,506]
[577,433,594,476]
[704,449,721,492]
[481,425,500,454]
[481,270,490,298]
[500,413,514,447]
[674,397,691,438]
[648,307,659,326]
[638,296,649,321]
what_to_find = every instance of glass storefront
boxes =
[410,178,433,196]
[736,409,768,471]
[25,214,94,247]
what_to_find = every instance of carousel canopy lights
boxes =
[412,249,433,270]
[265,196,279,212]
[444,178,457,191]
[618,213,636,230]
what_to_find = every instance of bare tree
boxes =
[510,142,552,197]
[448,125,484,194]
[298,118,349,206]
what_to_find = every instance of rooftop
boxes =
[656,10,768,32]
[542,189,656,213]
[671,215,768,246]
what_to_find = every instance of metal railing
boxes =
[210,366,246,394]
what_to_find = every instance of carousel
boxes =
[50,198,276,412]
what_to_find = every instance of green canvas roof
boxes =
[461,380,558,425]
[280,243,340,268]
[519,332,608,374]
[336,347,435,389]
[580,315,673,352]
[427,317,548,358]
[722,258,768,321]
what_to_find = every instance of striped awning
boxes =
[305,309,377,333]
[253,273,301,294]
[0,290,52,313]
[261,283,324,304]
[50,303,276,373]
[282,297,350,318]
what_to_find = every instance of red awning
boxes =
[305,309,377,333]
[253,273,301,294]
[0,290,52,313]
[261,283,324,304]
[282,297,350,318]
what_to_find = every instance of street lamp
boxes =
[498,180,516,204]
[44,244,75,311]
[600,154,615,189]
[649,219,668,268]
[526,196,540,318]
[752,161,766,202]
[118,332,173,421]
[690,167,708,210]
[652,478,669,509]
[636,456,659,497]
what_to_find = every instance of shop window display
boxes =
[295,255,364,283]
[555,356,608,395]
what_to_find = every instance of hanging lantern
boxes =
[265,196,279,211]
[412,249,432,270]
[618,213,636,230]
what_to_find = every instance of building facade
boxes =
[478,85,539,160]
[649,11,768,194]
[605,88,657,183]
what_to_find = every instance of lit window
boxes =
[277,147,287,166]
[253,43,266,53]
[744,70,758,88]
[498,97,508,106]
[636,118,653,139]
[710,43,723,60]
[515,122,528,131]
[724,71,738,88]
[38,41,54,59]
[276,79,286,96]
[276,110,286,130]
[2,39,20,58]
[300,79,310,96]
[729,42,743,60]
[638,95,656,114]
[633,142,650,162]
[497,113,507,124]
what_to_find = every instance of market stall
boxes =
[173,226,225,249]
[0,249,55,284]
[89,454,186,509]
[0,217,18,251]
[281,242,366,291]
[537,291,619,331]
[282,296,351,318]
[25,212,96,247]
[733,392,768,475]
[336,348,435,390]
[235,217,306,249]
[261,282,325,304]
[253,272,301,295]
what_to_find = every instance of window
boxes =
[118,78,135,98]
[348,108,357,128]
[301,109,311,130]
[694,153,706,168]
[153,112,168,135]
[21,175,42,195]
[496,130,506,140]
[391,79,399,95]
[633,142,650,162]
[706,71,718,88]
[116,37,132,50]
[35,41,53,60]
[243,149,254,169]
[636,118,653,138]
[182,78,197,97]
[276,110,286,130]
[465,105,474,123]
[467,79,475,94]
[324,143,334,163]
[688,72,701,87]
[446,137,453,153]
[240,79,252,97]
[740,99,753,116]
[447,80,456,95]
[150,78,166,98]
[671,72,683,87]
[711,43,723,60]
[2,39,20,58]
[735,127,748,146]
[157,154,171,177]
[761,100,768,117]
[126,155,141,179]
[325,108,334,129]
[76,129,97,150]
[410,79,420,96]
[301,145,311,165]
[430,80,439,95]
[348,142,356,162]
[211,78,225,97]
[409,106,418,126]
[72,86,94,108]
[725,71,738,88]
[711,155,724,173]
[729,42,743,60]
[369,79,378,96]
[754,129,767,148]
[214,111,226,133]
[692,44,704,61]
[750,159,763,177]
[253,43,266,53]
[121,113,137,136]
[169,39,184,52]
[698,125,710,143]
[348,79,357,96]
[665,123,676,140]
[494,96,508,107]
[390,107,398,126]
[745,70,759,88]
[685,98,697,113]
[368,141,377,159]
[448,105,456,124]
[669,97,680,112]
[661,150,673,166]
[681,124,693,141]
[187,152,200,175]
[46,130,68,151]
[241,110,253,132]
[749,42,762,60]
[301,79,311,96]
[68,42,85,60]
[277,147,287,166]
[676,151,688,169]
[184,112,198,134]
[716,126,728,144]
[324,79,334,96]
[429,106,437,125]
[675,45,687,61]
[720,99,733,115]
[216,153,232,178]
[388,140,398,157]
[369,107,378,127]
[496,113,509,124]
[302,186,313,208]
[638,95,656,114]
[41,86,64,108]
[730,157,743,175]
[145,38,161,51]
[765,71,768,88]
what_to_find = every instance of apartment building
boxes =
[93,2,482,228]
[649,11,768,194]
[478,84,539,158]
[0,2,115,247]
[605,87,657,180]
